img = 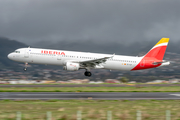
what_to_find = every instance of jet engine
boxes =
[63,62,80,71]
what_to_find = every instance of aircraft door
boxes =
[24,49,29,58]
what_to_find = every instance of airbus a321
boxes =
[8,38,170,77]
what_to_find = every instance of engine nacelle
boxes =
[63,62,80,71]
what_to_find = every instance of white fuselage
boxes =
[8,48,142,71]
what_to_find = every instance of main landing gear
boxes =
[23,62,28,71]
[84,71,92,77]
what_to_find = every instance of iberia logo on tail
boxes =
[131,38,169,70]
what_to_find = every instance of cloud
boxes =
[0,0,180,44]
[145,20,180,41]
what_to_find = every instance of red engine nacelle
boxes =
[63,62,80,71]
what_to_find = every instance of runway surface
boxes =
[0,92,180,100]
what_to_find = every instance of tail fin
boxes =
[144,38,169,60]
[131,38,169,71]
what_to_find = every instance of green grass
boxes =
[0,100,179,120]
[0,86,180,92]
[0,83,179,85]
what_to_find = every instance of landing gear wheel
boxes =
[84,71,92,77]
[23,62,28,71]
[23,68,27,71]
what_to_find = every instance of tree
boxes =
[120,77,129,83]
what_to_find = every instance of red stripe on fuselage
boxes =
[131,46,167,71]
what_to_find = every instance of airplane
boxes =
[8,38,170,77]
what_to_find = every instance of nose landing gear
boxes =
[23,62,28,71]
[23,68,27,71]
[84,71,92,77]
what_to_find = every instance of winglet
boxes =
[111,53,115,58]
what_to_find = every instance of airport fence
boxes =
[0,110,177,120]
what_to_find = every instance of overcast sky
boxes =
[0,0,180,44]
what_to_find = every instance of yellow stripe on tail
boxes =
[155,38,169,46]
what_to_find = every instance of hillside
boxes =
[0,37,27,69]
[32,39,180,57]
[33,40,156,56]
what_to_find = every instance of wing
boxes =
[74,54,114,68]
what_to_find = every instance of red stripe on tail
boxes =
[131,45,167,71]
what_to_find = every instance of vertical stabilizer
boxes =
[144,38,169,60]
[132,38,169,70]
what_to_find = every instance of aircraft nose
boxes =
[7,53,12,59]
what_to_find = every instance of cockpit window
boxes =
[14,51,20,53]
